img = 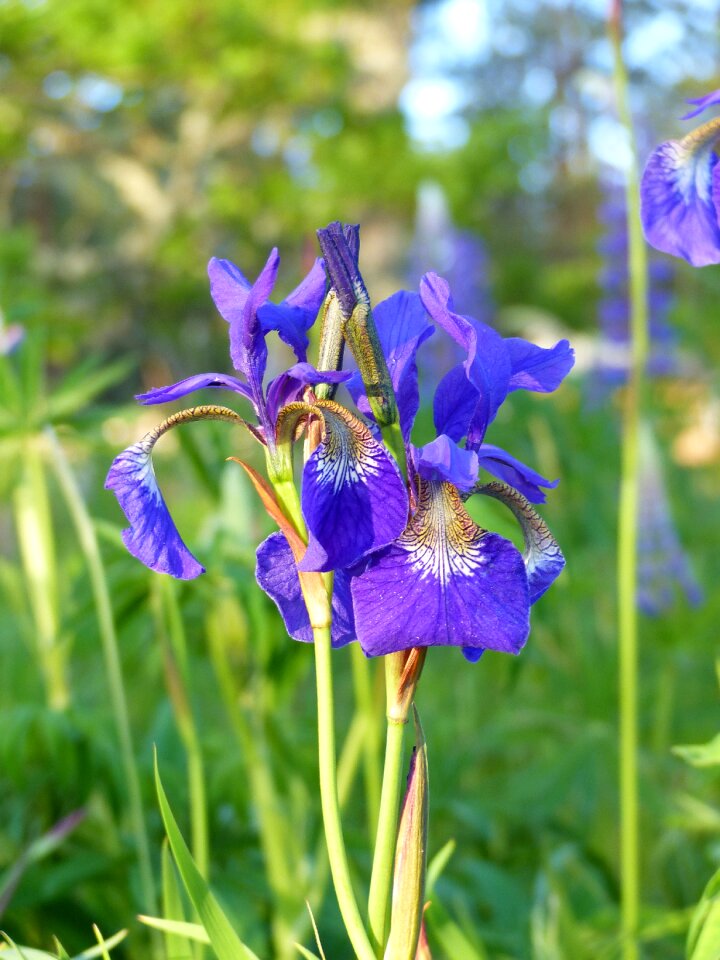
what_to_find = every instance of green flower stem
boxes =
[44,429,158,924]
[297,706,374,945]
[367,657,409,956]
[313,620,377,960]
[609,5,649,958]
[351,644,382,842]
[380,421,408,481]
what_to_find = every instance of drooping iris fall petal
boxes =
[477,481,565,603]
[351,478,529,657]
[255,532,355,646]
[105,406,248,580]
[297,401,409,573]
[105,431,205,579]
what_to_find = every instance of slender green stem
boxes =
[609,6,649,958]
[351,644,382,842]
[44,430,158,923]
[367,715,406,956]
[313,622,377,960]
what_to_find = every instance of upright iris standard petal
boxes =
[105,430,205,579]
[255,532,355,646]
[351,478,530,657]
[297,401,409,573]
[258,258,327,362]
[414,434,479,493]
[208,249,279,386]
[347,291,434,440]
[505,338,575,393]
[431,364,478,442]
[475,443,558,504]
[640,119,720,266]
[420,272,511,447]
[136,373,254,407]
[477,481,565,604]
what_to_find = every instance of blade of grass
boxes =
[138,918,210,945]
[154,750,262,960]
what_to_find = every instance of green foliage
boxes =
[1,1,720,958]
[154,753,261,960]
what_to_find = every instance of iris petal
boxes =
[351,479,529,657]
[105,431,204,579]
[432,364,479,442]
[477,481,565,603]
[476,443,558,504]
[414,434,479,492]
[136,372,253,407]
[420,272,511,447]
[258,257,327,362]
[265,363,352,424]
[298,402,408,573]
[506,338,575,393]
[640,121,720,266]
[681,90,720,121]
[208,250,279,387]
[256,532,355,646]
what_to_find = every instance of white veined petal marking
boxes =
[399,478,489,586]
[312,408,384,493]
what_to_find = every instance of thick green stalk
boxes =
[44,429,158,922]
[313,622,377,960]
[367,709,406,956]
[351,643,382,841]
[609,5,649,958]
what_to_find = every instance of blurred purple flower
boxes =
[0,322,24,355]
[641,90,720,266]
[637,424,703,615]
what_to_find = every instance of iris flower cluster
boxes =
[107,222,574,662]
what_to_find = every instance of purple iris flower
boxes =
[106,247,407,579]
[259,261,574,661]
[641,89,720,266]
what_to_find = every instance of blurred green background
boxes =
[1,0,720,957]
